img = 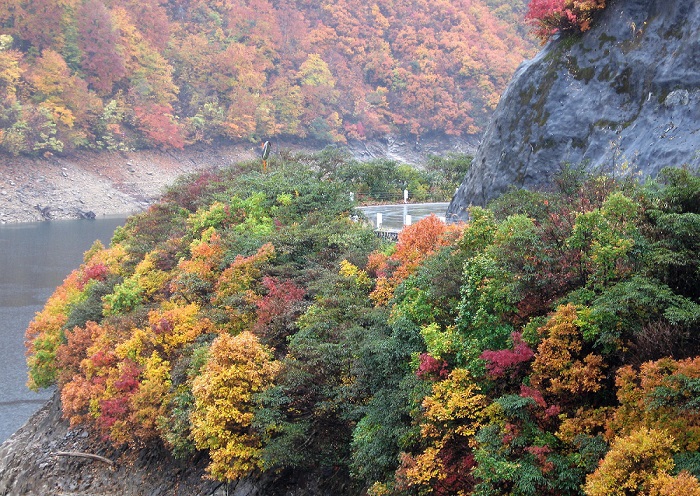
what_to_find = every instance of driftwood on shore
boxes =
[51,451,115,467]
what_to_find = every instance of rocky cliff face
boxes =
[447,0,700,220]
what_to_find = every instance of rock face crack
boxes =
[448,0,700,221]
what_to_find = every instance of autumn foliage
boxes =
[585,428,700,496]
[191,331,280,480]
[0,0,536,156]
[368,214,464,305]
[25,157,700,493]
[526,0,607,41]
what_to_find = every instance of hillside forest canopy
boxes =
[0,0,537,157]
[25,151,700,495]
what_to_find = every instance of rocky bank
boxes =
[0,390,345,496]
[0,390,226,496]
[448,0,700,220]
[0,136,476,224]
[0,145,253,224]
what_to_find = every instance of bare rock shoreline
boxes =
[0,136,476,224]
[0,390,250,495]
[0,144,258,224]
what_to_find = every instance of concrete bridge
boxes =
[356,202,449,241]
[356,202,449,230]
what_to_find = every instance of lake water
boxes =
[0,217,125,443]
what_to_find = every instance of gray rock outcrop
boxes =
[0,390,354,495]
[447,0,700,221]
[0,391,228,495]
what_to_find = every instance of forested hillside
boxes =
[0,0,534,156]
[23,153,700,494]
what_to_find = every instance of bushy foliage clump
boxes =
[526,0,607,42]
[26,158,700,494]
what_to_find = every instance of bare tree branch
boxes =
[51,451,115,467]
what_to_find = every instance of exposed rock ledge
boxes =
[448,0,700,220]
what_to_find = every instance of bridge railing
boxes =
[374,229,400,242]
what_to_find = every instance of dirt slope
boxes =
[0,135,476,224]
[0,144,258,224]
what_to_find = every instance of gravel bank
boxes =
[0,145,258,224]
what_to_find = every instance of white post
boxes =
[376,212,383,229]
[438,216,446,224]
[405,214,412,226]
[403,189,409,203]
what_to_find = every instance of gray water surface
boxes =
[0,217,125,442]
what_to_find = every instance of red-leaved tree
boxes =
[77,0,126,94]
[526,0,606,42]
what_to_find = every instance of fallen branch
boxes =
[51,451,115,467]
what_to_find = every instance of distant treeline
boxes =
[0,0,535,156]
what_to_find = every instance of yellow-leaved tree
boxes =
[397,368,486,494]
[585,427,700,495]
[190,331,280,481]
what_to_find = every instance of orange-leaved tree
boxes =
[530,304,607,402]
[368,215,464,305]
[610,357,700,452]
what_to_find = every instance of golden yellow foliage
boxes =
[531,304,606,397]
[87,243,129,277]
[190,331,280,481]
[585,428,677,496]
[339,259,372,290]
[648,471,700,496]
[147,302,214,355]
[134,251,172,298]
[556,407,612,444]
[0,44,22,98]
[403,368,486,491]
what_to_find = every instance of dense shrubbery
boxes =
[526,0,607,42]
[26,155,700,494]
